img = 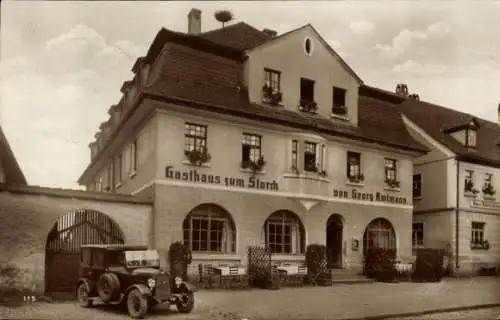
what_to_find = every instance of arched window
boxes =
[183,204,236,253]
[363,218,396,252]
[263,210,305,254]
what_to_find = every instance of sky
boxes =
[1,1,500,189]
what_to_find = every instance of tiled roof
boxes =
[200,22,272,50]
[399,98,500,167]
[361,85,500,167]
[145,42,427,153]
[0,126,27,186]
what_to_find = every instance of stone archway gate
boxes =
[45,209,125,292]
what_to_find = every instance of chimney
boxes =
[262,28,277,38]
[409,93,420,101]
[188,8,202,35]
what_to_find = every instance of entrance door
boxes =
[326,214,343,268]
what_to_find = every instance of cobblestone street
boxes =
[1,277,499,320]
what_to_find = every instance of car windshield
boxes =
[124,250,160,268]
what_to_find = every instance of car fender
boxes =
[125,283,153,297]
[181,281,197,292]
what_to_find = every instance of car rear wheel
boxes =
[176,291,194,313]
[77,283,93,308]
[126,289,148,319]
[97,273,121,303]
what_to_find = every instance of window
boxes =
[291,140,298,170]
[184,123,207,155]
[242,133,262,163]
[115,155,122,185]
[332,87,347,114]
[264,210,305,254]
[412,222,424,247]
[485,173,493,184]
[347,152,361,178]
[471,221,485,248]
[363,218,396,251]
[304,141,317,172]
[466,129,477,147]
[384,158,397,181]
[264,69,280,92]
[130,140,137,173]
[464,170,474,192]
[96,177,103,192]
[304,37,314,56]
[106,165,113,191]
[183,204,236,253]
[413,174,422,198]
[300,78,315,102]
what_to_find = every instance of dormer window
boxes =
[466,129,476,148]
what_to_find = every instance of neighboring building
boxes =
[0,125,27,186]
[78,9,428,276]
[364,83,500,276]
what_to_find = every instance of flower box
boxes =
[185,149,211,166]
[348,174,364,184]
[299,99,318,113]
[262,85,282,106]
[241,156,267,173]
[385,178,400,189]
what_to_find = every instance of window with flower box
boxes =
[241,133,264,171]
[299,78,317,113]
[384,158,399,188]
[332,87,347,115]
[262,69,282,105]
[184,123,207,154]
[347,151,363,183]
[464,170,477,194]
[482,173,496,197]
[304,141,317,172]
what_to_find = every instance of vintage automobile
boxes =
[75,244,196,319]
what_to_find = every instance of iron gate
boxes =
[45,209,125,293]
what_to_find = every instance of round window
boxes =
[304,37,313,56]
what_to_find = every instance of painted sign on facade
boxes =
[471,199,500,209]
[165,166,279,191]
[332,188,408,205]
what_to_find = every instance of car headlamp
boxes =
[174,276,183,287]
[147,278,156,288]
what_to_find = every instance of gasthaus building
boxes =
[78,8,428,277]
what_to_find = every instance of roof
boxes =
[361,84,500,168]
[0,183,153,205]
[0,126,27,186]
[81,244,149,251]
[143,43,427,154]
[399,98,500,167]
[200,22,272,50]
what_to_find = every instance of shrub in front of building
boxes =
[0,263,37,304]
[305,244,331,286]
[363,247,398,282]
[247,246,280,290]
[169,242,192,281]
[412,248,445,282]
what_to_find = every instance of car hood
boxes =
[130,267,162,276]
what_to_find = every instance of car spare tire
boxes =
[97,273,121,302]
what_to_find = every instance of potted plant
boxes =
[169,242,192,281]
[185,148,211,166]
[348,173,364,184]
[465,180,479,195]
[241,156,267,173]
[299,99,318,113]
[385,178,400,189]
[262,84,282,106]
[482,183,496,197]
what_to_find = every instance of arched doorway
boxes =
[326,214,343,268]
[45,209,125,293]
[363,218,396,255]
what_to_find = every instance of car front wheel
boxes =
[77,283,93,308]
[176,291,194,313]
[126,289,149,319]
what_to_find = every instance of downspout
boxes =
[455,159,460,270]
